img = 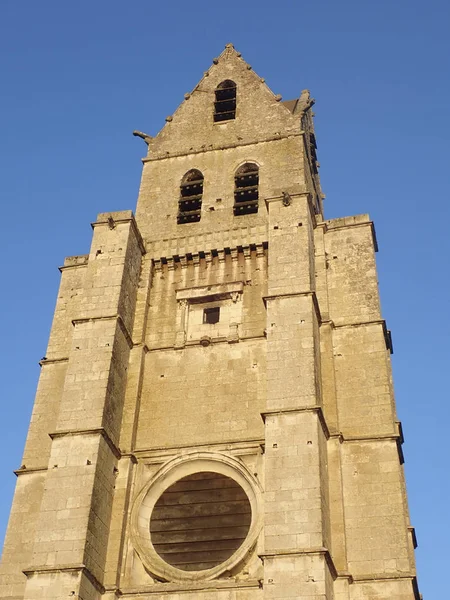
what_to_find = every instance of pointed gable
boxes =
[148,44,300,159]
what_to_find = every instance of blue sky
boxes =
[1,1,449,596]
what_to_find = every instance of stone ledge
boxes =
[329,318,384,329]
[331,431,402,443]
[49,427,120,459]
[117,579,261,595]
[59,254,89,271]
[132,437,265,459]
[39,356,69,367]
[14,465,48,476]
[325,214,370,228]
[260,546,326,558]
[142,133,303,162]
[324,318,394,354]
[261,405,330,439]
[71,314,134,349]
[176,280,244,302]
[260,547,338,579]
[330,425,405,465]
[144,333,266,353]
[263,290,321,324]
[23,563,105,593]
[91,210,146,256]
[322,216,378,252]
[352,572,416,582]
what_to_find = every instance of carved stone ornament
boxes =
[130,451,263,583]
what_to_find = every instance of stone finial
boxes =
[275,94,282,102]
[223,43,237,59]
[296,89,315,114]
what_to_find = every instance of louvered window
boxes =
[178,169,203,224]
[234,163,259,216]
[214,80,236,122]
[150,472,251,572]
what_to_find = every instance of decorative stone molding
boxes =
[176,281,244,302]
[130,451,263,583]
[174,281,245,348]
[153,242,267,272]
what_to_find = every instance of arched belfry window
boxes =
[178,169,203,224]
[234,163,259,215]
[214,80,237,122]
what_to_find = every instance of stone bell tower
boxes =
[1,44,420,600]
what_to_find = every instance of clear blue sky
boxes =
[1,1,449,596]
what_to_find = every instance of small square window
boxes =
[203,307,220,325]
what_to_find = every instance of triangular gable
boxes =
[147,44,302,158]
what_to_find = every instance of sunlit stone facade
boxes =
[0,45,419,600]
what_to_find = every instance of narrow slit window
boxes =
[214,80,236,122]
[178,169,204,224]
[203,307,220,324]
[234,163,259,216]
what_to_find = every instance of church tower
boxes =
[0,45,420,600]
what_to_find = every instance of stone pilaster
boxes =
[263,193,333,599]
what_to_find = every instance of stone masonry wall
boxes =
[0,45,419,600]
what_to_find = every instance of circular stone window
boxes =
[150,472,252,571]
[130,452,263,582]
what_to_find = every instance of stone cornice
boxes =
[142,133,303,162]
[71,314,134,349]
[132,437,265,459]
[153,242,267,271]
[144,333,266,353]
[59,255,89,272]
[352,572,416,582]
[321,318,393,354]
[329,428,403,444]
[117,579,261,595]
[39,356,69,367]
[14,465,48,476]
